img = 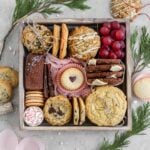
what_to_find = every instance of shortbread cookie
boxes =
[44,95,72,126]
[86,86,127,126]
[22,24,52,54]
[0,81,12,104]
[68,26,100,61]
[133,76,150,100]
[78,97,86,125]
[59,24,68,59]
[73,97,79,125]
[0,66,18,88]
[25,102,44,107]
[52,24,61,57]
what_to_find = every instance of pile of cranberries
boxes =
[99,21,126,59]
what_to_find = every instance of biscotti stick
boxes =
[59,23,68,59]
[88,59,121,65]
[52,24,61,57]
[87,71,124,78]
[88,78,123,86]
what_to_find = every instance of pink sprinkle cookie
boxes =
[24,106,44,127]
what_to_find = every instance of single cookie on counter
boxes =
[0,81,12,104]
[25,54,45,91]
[133,72,150,101]
[43,95,72,126]
[86,86,127,126]
[24,106,44,127]
[0,66,18,88]
[52,24,61,57]
[73,97,79,125]
[59,24,68,59]
[22,24,53,54]
[68,26,100,61]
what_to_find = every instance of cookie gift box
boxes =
[19,18,132,130]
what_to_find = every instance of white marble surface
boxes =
[0,0,150,150]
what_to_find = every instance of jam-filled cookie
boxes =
[43,95,72,126]
[86,86,127,126]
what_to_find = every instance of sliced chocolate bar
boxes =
[44,64,49,99]
[25,53,45,91]
[47,64,54,97]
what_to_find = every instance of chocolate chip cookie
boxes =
[44,95,72,126]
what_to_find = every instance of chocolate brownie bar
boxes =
[25,53,45,90]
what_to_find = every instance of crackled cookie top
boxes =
[86,86,127,126]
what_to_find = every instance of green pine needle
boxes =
[100,103,150,150]
[12,0,90,24]
[130,27,150,73]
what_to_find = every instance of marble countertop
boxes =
[0,0,150,150]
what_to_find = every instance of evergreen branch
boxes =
[130,27,150,73]
[100,103,150,150]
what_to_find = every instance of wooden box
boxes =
[19,18,132,131]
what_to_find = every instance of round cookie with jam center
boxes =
[56,63,87,94]
[86,86,127,126]
[43,95,72,126]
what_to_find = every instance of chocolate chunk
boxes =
[25,54,45,90]
[69,76,76,82]
[49,107,56,114]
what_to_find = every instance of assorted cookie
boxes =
[22,21,128,127]
[73,97,86,125]
[68,26,100,61]
[43,95,72,126]
[86,86,127,126]
[0,66,18,115]
[86,59,125,86]
[25,91,44,107]
[111,0,142,19]
[133,72,150,101]
[22,24,53,54]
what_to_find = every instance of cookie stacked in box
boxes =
[22,21,127,127]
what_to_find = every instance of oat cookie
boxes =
[68,26,100,61]
[73,97,79,125]
[22,24,52,54]
[44,95,72,126]
[86,86,127,126]
[0,81,12,104]
[0,66,18,88]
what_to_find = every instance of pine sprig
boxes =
[12,0,90,24]
[100,103,150,150]
[131,27,150,73]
